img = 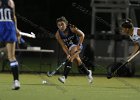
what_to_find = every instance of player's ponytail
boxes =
[121,18,133,29]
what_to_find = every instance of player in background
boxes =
[121,18,140,56]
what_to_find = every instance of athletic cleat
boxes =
[87,70,93,83]
[12,80,20,90]
[58,76,66,84]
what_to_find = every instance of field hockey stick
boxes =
[47,50,81,77]
[47,61,67,77]
[107,50,140,79]
[19,31,36,38]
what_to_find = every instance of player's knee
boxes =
[70,47,77,54]
[7,56,12,61]
[8,56,16,62]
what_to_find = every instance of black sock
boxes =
[78,63,89,75]
[10,61,19,81]
[11,66,19,80]
[63,61,72,79]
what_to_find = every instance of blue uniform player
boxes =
[55,16,93,83]
[0,0,20,90]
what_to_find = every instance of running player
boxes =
[55,16,93,83]
[121,18,140,56]
[0,0,20,90]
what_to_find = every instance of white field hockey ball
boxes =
[42,80,47,84]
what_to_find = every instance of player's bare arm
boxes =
[70,27,85,51]
[9,0,20,36]
[71,27,85,45]
[55,31,70,57]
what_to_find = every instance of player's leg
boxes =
[58,60,72,83]
[63,46,79,78]
[75,56,93,83]
[58,46,77,83]
[6,42,20,90]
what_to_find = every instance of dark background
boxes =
[14,0,92,36]
[13,0,140,50]
[14,0,140,38]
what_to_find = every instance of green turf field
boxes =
[0,73,140,100]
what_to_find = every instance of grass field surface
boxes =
[0,73,140,100]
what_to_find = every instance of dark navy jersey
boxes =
[1,0,8,5]
[58,27,79,48]
[0,0,14,21]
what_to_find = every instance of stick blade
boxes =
[47,71,56,77]
[47,71,53,77]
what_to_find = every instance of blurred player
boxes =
[55,16,93,83]
[121,18,140,56]
[0,0,20,90]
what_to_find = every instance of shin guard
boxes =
[10,61,19,80]
[63,61,72,79]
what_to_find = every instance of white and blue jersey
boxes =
[130,27,140,46]
[0,0,17,42]
[58,27,79,48]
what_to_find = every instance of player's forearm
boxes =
[130,43,139,56]
[57,39,69,56]
[62,45,69,56]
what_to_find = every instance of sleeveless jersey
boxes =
[0,0,14,21]
[58,27,79,48]
[129,27,140,45]
[0,0,17,42]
